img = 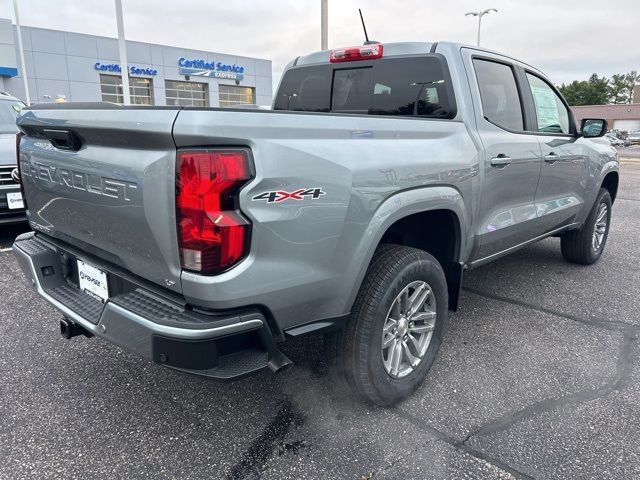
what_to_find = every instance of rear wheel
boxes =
[326,245,447,406]
[561,188,612,265]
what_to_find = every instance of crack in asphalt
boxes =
[392,408,534,480]
[463,287,640,333]
[463,333,635,439]
[393,332,636,480]
[388,288,638,479]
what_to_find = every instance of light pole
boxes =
[321,0,328,50]
[114,0,131,105]
[465,8,498,47]
[12,0,30,104]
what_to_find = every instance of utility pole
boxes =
[321,0,328,50]
[465,8,498,47]
[12,0,30,104]
[114,0,131,105]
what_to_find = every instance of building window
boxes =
[100,74,154,105]
[219,85,255,107]
[165,80,208,107]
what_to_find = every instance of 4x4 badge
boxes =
[252,188,325,203]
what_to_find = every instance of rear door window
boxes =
[369,57,452,117]
[274,56,455,118]
[473,59,524,131]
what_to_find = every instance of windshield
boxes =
[0,101,23,133]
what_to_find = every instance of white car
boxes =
[605,133,624,147]
[0,92,27,225]
[627,131,640,145]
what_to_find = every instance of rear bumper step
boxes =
[13,232,291,380]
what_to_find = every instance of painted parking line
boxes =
[0,247,13,252]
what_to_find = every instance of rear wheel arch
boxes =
[377,209,463,311]
[379,209,461,268]
[344,187,468,316]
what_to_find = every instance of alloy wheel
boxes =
[592,202,608,252]
[381,281,437,378]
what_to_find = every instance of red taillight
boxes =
[16,131,27,210]
[330,44,383,63]
[176,149,253,274]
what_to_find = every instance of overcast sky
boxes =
[1,0,638,89]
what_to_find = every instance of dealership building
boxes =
[572,103,640,133]
[0,18,273,107]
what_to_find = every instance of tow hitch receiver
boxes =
[60,317,93,339]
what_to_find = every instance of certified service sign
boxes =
[178,58,245,81]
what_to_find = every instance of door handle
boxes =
[544,153,560,163]
[490,155,512,167]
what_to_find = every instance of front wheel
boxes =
[326,245,448,406]
[561,188,612,265]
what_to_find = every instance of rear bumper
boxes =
[13,232,290,379]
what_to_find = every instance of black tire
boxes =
[326,244,448,406]
[561,188,612,265]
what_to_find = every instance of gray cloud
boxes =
[2,0,638,88]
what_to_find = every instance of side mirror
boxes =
[580,118,607,138]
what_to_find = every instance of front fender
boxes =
[343,186,468,313]
[576,154,619,224]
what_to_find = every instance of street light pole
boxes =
[12,0,30,104]
[465,8,498,47]
[321,0,328,50]
[114,0,131,105]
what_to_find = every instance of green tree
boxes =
[609,71,639,104]
[558,73,610,106]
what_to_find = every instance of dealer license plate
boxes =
[77,259,109,302]
[6,192,24,209]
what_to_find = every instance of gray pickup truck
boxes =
[13,41,618,405]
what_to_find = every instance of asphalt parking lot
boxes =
[1,164,639,480]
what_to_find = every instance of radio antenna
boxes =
[359,9,370,44]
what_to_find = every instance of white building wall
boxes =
[0,20,272,107]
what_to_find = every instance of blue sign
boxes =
[94,62,157,76]
[178,57,244,81]
[0,66,18,77]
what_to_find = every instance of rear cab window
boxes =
[274,55,456,119]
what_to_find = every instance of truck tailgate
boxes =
[17,106,184,294]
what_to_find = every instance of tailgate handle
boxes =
[42,128,82,151]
